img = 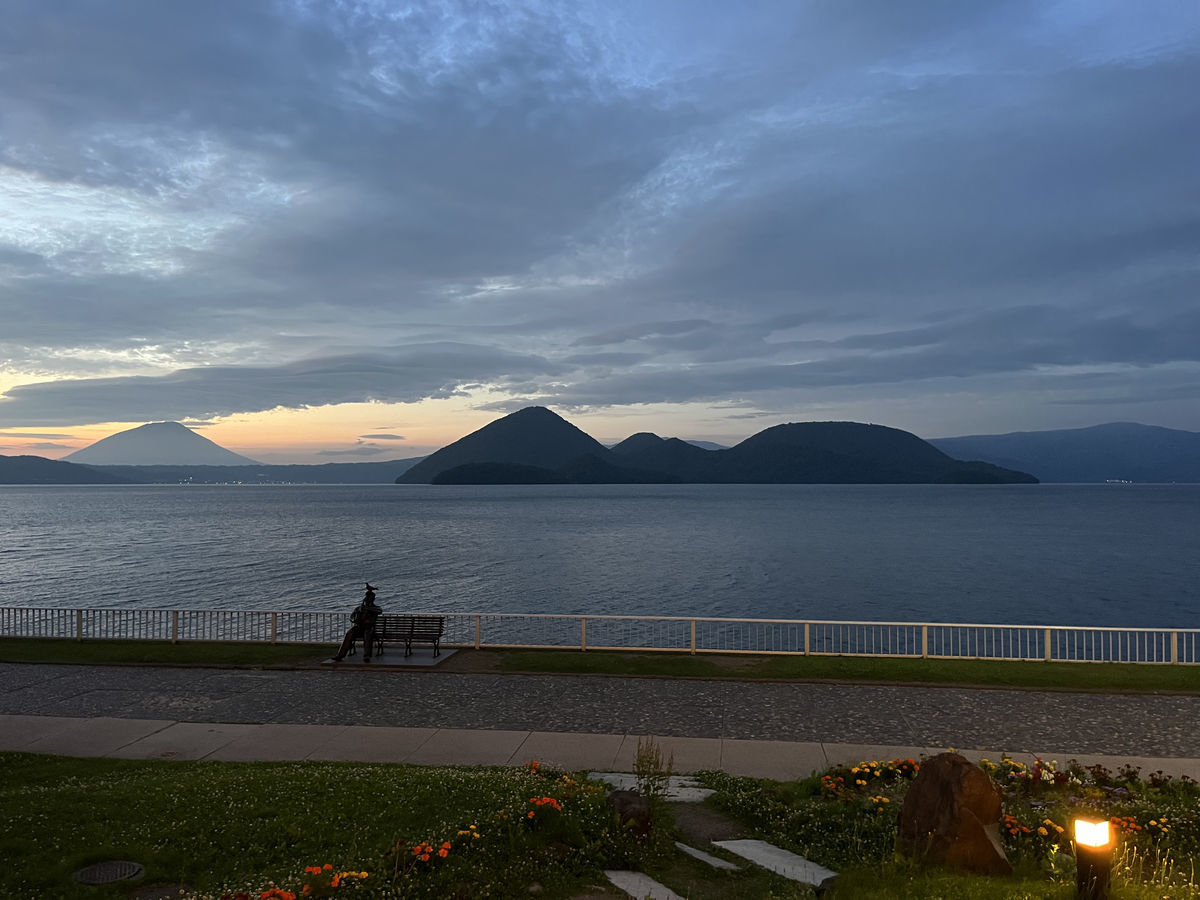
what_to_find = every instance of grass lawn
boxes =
[3,638,1200,693]
[0,751,814,899]
[4,749,1197,899]
[496,649,1200,693]
[0,637,331,667]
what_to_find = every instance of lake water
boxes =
[1,483,1197,627]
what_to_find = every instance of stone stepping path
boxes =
[712,839,837,892]
[604,870,686,899]
[587,772,714,801]
[674,840,740,870]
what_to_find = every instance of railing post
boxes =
[75,609,83,642]
[172,610,179,645]
[580,617,587,652]
[474,615,482,650]
[921,624,928,659]
[689,619,696,655]
[1171,631,1179,665]
[271,612,278,645]
[1043,628,1051,662]
[803,622,810,656]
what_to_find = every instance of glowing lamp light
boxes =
[1073,818,1111,848]
[1073,817,1114,900]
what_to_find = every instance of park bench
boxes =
[372,614,445,658]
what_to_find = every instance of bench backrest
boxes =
[377,614,444,638]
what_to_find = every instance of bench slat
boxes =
[372,614,445,657]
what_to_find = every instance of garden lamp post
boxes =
[1073,818,1113,900]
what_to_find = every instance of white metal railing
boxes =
[1,606,1197,665]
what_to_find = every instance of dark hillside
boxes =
[931,422,1200,482]
[400,409,1037,485]
[93,458,424,484]
[713,422,984,483]
[0,454,133,485]
[398,406,615,483]
[611,433,717,480]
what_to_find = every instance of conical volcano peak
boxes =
[65,422,260,466]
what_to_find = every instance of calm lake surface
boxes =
[1,483,1197,626]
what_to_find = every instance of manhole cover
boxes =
[73,860,145,885]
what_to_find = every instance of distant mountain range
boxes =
[4,416,1195,485]
[66,421,260,465]
[1,421,424,484]
[931,422,1200,483]
[0,454,132,485]
[398,406,1037,485]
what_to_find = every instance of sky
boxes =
[2,1,1198,464]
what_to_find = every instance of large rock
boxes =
[897,752,1011,875]
[606,790,653,837]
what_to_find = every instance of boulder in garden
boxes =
[896,752,1011,875]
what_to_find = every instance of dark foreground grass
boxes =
[3,751,1197,899]
[0,752,660,899]
[0,751,820,900]
[4,638,1200,693]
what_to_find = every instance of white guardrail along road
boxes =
[2,607,1198,664]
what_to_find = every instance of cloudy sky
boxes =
[2,0,1198,463]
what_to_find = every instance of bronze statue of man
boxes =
[332,583,382,662]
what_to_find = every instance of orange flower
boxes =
[438,848,449,858]
[441,842,451,850]
[420,853,430,862]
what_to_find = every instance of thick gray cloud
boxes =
[0,344,562,426]
[2,0,1198,436]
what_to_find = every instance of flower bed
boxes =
[702,754,1200,895]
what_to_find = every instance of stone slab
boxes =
[713,839,837,890]
[107,722,259,760]
[403,728,530,766]
[604,870,686,900]
[589,773,714,802]
[511,731,625,771]
[721,739,826,780]
[611,735,722,773]
[304,725,436,762]
[204,723,352,761]
[23,716,173,757]
[675,841,740,870]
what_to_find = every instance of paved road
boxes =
[3,662,1199,758]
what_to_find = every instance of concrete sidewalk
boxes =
[4,714,1200,781]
